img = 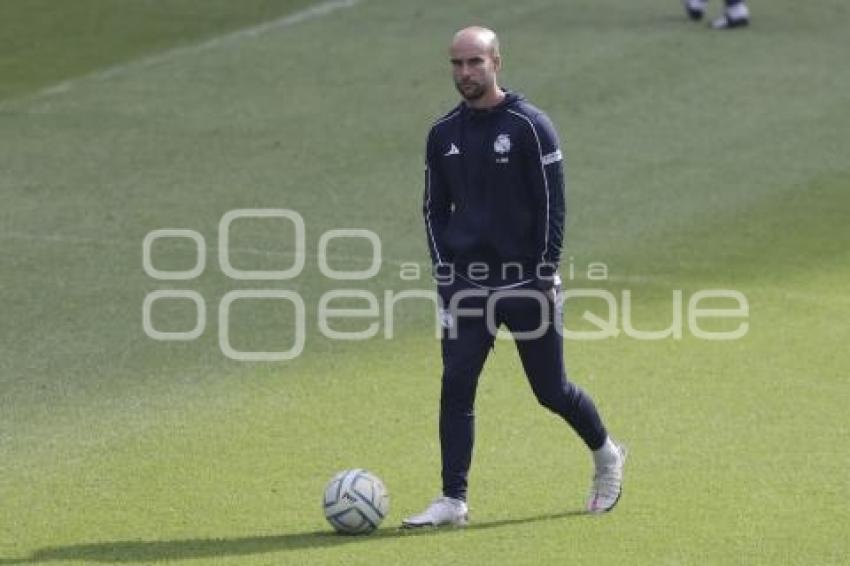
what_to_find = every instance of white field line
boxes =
[0,0,360,107]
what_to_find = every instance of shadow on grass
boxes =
[0,509,586,564]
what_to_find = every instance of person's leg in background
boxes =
[683,0,751,28]
[713,0,750,29]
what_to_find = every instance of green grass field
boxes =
[1,0,849,564]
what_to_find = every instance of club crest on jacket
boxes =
[493,133,511,154]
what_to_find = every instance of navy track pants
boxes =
[438,279,607,501]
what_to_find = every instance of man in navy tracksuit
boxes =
[402,27,627,529]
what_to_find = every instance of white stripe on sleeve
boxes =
[542,149,563,166]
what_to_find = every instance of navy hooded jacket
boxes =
[423,91,565,286]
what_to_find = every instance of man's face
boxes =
[450,41,499,101]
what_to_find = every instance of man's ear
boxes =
[493,55,502,72]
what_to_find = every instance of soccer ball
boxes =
[322,469,389,534]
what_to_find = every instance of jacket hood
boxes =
[461,90,524,116]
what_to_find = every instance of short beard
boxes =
[455,80,487,101]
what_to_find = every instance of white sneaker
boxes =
[401,496,469,528]
[586,442,627,513]
[711,3,750,28]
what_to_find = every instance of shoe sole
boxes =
[711,17,750,29]
[400,521,468,529]
[400,514,469,529]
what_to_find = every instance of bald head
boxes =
[449,26,504,107]
[451,26,500,59]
